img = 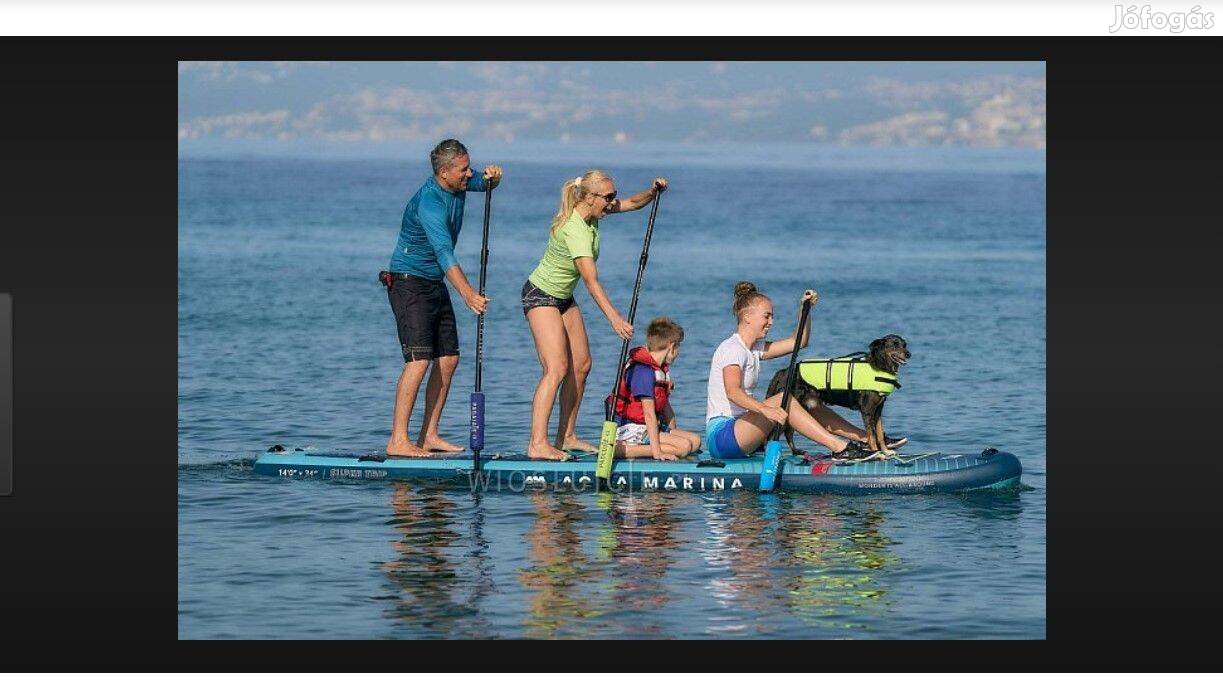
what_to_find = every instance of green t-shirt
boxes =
[527,209,600,299]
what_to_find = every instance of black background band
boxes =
[0,294,10,496]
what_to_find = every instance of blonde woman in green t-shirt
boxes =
[521,169,668,460]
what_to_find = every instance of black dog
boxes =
[765,334,910,455]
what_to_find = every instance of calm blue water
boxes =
[178,144,1045,639]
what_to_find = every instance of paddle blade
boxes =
[469,392,485,452]
[759,440,783,492]
[595,420,618,481]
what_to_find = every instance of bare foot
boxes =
[417,435,466,453]
[386,439,432,458]
[557,436,598,453]
[528,442,572,461]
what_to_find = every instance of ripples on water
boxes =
[178,149,1045,639]
[179,462,1038,639]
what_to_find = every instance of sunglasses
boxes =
[590,191,617,202]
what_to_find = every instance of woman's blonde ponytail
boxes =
[550,169,613,235]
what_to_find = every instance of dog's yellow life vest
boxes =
[797,356,900,394]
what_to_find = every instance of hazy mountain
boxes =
[179,61,1045,154]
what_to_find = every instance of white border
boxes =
[1,1,1220,37]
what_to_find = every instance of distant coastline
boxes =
[177,140,1046,175]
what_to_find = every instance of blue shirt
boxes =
[388,174,488,280]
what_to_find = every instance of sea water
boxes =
[178,143,1045,639]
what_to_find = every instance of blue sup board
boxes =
[253,447,1020,494]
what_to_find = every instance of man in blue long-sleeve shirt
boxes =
[382,139,502,457]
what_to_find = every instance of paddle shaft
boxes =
[604,188,664,421]
[471,183,493,471]
[474,184,492,392]
[768,297,813,442]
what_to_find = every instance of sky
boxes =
[178,61,1045,157]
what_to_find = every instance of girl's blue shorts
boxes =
[705,416,746,459]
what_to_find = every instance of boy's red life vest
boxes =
[610,346,673,424]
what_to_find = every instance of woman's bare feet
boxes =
[417,436,466,453]
[528,441,572,460]
[386,438,432,458]
[557,436,597,453]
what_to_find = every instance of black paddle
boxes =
[596,181,665,484]
[759,294,814,492]
[469,181,493,473]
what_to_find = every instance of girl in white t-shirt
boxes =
[704,281,872,459]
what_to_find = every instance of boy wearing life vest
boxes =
[611,317,703,460]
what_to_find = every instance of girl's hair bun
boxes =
[731,281,768,319]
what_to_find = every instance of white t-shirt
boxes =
[706,333,767,422]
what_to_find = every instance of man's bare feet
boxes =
[417,436,466,453]
[528,441,572,461]
[557,436,597,453]
[386,439,431,457]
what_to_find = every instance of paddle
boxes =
[758,294,814,493]
[470,182,493,473]
[596,182,665,485]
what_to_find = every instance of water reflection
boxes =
[776,499,895,634]
[518,493,598,638]
[702,494,786,636]
[695,494,898,637]
[371,485,1014,639]
[596,493,683,637]
[381,483,488,638]
[462,491,496,637]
